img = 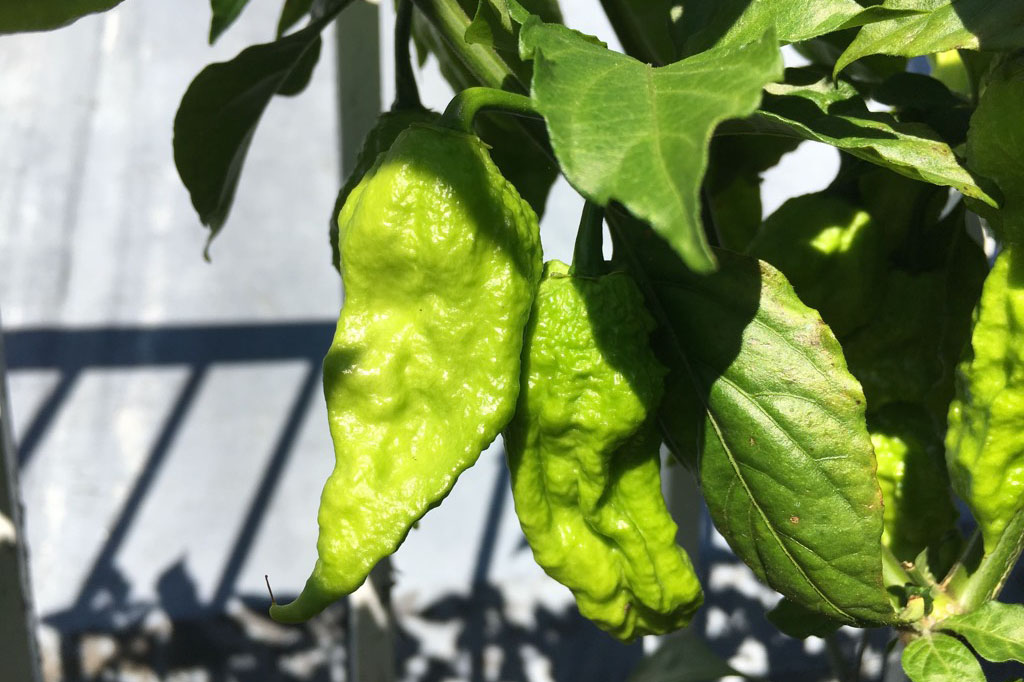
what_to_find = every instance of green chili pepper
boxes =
[869,404,959,568]
[328,108,440,272]
[270,124,543,623]
[947,248,1024,553]
[504,260,703,642]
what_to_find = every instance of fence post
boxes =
[335,4,396,681]
[0,310,44,682]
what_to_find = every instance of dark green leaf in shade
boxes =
[793,31,908,85]
[728,72,998,207]
[209,0,251,44]
[966,60,1024,243]
[610,217,894,625]
[766,598,843,639]
[0,0,124,34]
[871,72,971,146]
[276,35,323,96]
[627,630,751,682]
[705,135,800,253]
[746,192,885,337]
[597,0,678,65]
[902,633,985,682]
[837,0,1024,76]
[940,601,1024,664]
[521,21,783,273]
[174,9,347,250]
[277,0,315,37]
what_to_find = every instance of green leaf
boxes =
[611,217,893,625]
[902,633,985,682]
[173,9,347,250]
[0,0,124,33]
[673,0,915,55]
[871,72,971,146]
[729,73,998,207]
[597,0,678,65]
[705,135,800,252]
[766,598,843,639]
[465,0,518,52]
[746,192,885,338]
[521,21,782,273]
[277,0,314,37]
[209,0,251,43]
[966,62,1024,242]
[941,601,1024,664]
[275,35,323,96]
[627,630,751,682]
[837,0,1024,75]
[410,12,557,217]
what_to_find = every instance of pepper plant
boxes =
[4,1,1024,680]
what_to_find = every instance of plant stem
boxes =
[411,0,524,93]
[571,202,606,277]
[392,0,421,110]
[881,546,914,590]
[439,86,541,133]
[953,508,1024,612]
[824,633,851,682]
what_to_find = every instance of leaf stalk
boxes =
[439,86,541,133]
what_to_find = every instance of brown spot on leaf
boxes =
[789,516,799,524]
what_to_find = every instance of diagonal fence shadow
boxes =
[5,321,335,637]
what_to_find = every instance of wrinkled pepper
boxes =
[270,124,543,622]
[504,261,703,641]
[947,248,1024,553]
[328,108,440,272]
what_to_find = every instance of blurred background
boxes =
[2,1,974,680]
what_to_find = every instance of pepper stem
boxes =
[393,0,422,111]
[571,202,606,277]
[439,87,541,133]
[951,508,1024,612]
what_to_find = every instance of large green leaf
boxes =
[837,0,1024,75]
[746,191,885,338]
[673,0,911,55]
[966,62,1024,241]
[174,6,348,250]
[728,72,998,207]
[611,218,893,625]
[901,633,985,682]
[765,598,842,639]
[520,21,782,273]
[0,0,124,33]
[209,0,251,43]
[940,601,1024,664]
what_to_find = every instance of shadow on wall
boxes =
[6,323,645,681]
[12,323,1020,681]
